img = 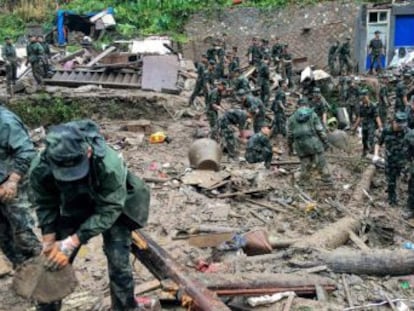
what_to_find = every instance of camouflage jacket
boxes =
[2,43,17,62]
[26,42,44,63]
[271,89,286,114]
[206,88,222,113]
[359,102,378,127]
[220,109,247,130]
[377,125,407,167]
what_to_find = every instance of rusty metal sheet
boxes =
[142,55,180,93]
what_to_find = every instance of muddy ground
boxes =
[0,86,413,311]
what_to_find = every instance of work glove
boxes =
[0,177,19,203]
[46,235,80,270]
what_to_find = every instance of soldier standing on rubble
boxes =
[309,87,329,126]
[338,37,352,75]
[346,78,360,124]
[378,74,390,124]
[374,112,408,207]
[403,128,414,219]
[271,80,288,140]
[238,89,266,133]
[227,51,239,79]
[368,31,384,75]
[0,106,41,267]
[2,36,18,90]
[189,54,208,106]
[37,36,50,78]
[29,120,150,311]
[218,109,247,160]
[328,40,339,75]
[245,123,273,169]
[281,44,293,88]
[271,37,283,73]
[352,89,383,156]
[206,81,226,140]
[232,46,240,68]
[246,37,261,66]
[26,34,45,87]
[258,56,271,107]
[287,97,332,185]
[259,39,270,60]
[395,73,410,112]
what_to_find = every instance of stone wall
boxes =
[183,1,360,70]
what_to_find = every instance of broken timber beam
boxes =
[131,231,230,311]
[85,46,117,67]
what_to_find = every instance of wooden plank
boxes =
[85,46,117,67]
[134,279,161,295]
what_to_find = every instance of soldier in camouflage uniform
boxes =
[232,46,240,68]
[215,41,226,80]
[368,31,384,74]
[232,68,251,95]
[287,98,332,184]
[374,112,408,206]
[227,51,239,79]
[281,44,294,88]
[238,90,266,133]
[271,80,288,139]
[0,106,40,266]
[259,39,270,60]
[37,36,50,78]
[395,73,410,112]
[258,56,271,107]
[26,34,45,86]
[29,120,150,311]
[245,123,273,169]
[328,40,339,75]
[206,81,226,140]
[338,37,352,75]
[189,54,208,106]
[246,37,261,66]
[2,36,18,88]
[309,87,329,126]
[346,78,360,124]
[218,109,247,159]
[378,74,390,124]
[406,98,414,130]
[271,37,283,73]
[403,128,414,219]
[352,89,383,156]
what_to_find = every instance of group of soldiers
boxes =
[0,104,149,310]
[2,35,51,92]
[190,34,414,218]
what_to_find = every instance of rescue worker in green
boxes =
[227,51,239,79]
[281,44,293,88]
[218,109,247,160]
[271,80,288,139]
[259,39,270,60]
[29,120,150,311]
[0,106,40,266]
[338,37,352,75]
[245,123,273,169]
[206,81,226,140]
[238,89,266,133]
[309,87,328,126]
[271,37,283,73]
[189,54,208,106]
[368,31,384,74]
[406,97,414,129]
[328,40,339,75]
[352,89,383,156]
[37,36,50,78]
[346,77,360,124]
[232,68,250,94]
[246,37,261,66]
[2,36,18,87]
[287,97,332,185]
[258,56,271,107]
[26,34,45,86]
[378,74,390,124]
[395,73,410,112]
[403,128,414,219]
[232,46,240,68]
[374,112,408,206]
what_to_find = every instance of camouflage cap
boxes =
[395,111,408,125]
[45,125,90,182]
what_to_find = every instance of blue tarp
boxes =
[395,15,414,47]
[56,7,114,45]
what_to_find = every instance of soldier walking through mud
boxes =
[2,36,18,93]
[29,120,150,311]
[287,97,332,185]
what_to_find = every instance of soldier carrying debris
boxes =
[238,89,266,133]
[309,87,329,126]
[29,120,150,311]
[287,97,332,185]
[218,109,248,160]
[245,123,273,169]
[374,112,408,207]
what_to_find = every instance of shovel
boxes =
[12,256,78,303]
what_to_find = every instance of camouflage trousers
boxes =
[253,114,265,133]
[385,164,403,205]
[37,220,136,311]
[189,81,205,105]
[5,61,17,85]
[395,98,406,113]
[284,65,293,88]
[271,113,286,137]
[328,57,336,75]
[245,148,272,168]
[408,174,414,211]
[346,102,359,124]
[259,81,270,107]
[220,126,238,159]
[370,54,382,71]
[0,187,40,266]
[361,123,376,155]
[207,111,219,140]
[378,103,388,125]
[298,152,332,184]
[339,56,352,75]
[30,61,44,85]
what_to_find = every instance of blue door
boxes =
[395,15,414,47]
